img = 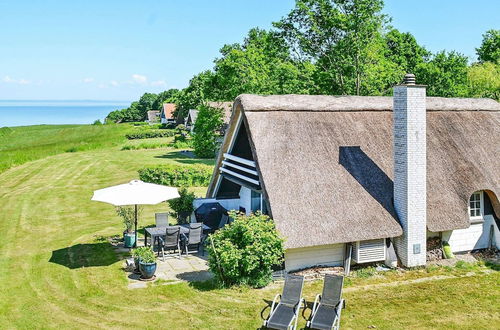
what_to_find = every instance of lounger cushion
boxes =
[267,304,295,330]
[310,304,339,330]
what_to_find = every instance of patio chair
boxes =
[306,274,345,330]
[155,212,169,227]
[158,226,181,261]
[263,275,305,330]
[182,223,205,255]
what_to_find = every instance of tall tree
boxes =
[468,61,500,100]
[415,51,469,97]
[275,0,388,95]
[152,88,180,110]
[384,28,430,74]
[476,29,500,63]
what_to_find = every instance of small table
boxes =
[144,224,210,249]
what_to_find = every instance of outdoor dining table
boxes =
[144,224,210,249]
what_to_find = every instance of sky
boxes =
[0,0,498,101]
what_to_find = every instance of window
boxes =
[469,191,483,220]
[251,190,261,213]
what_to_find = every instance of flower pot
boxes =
[133,257,141,274]
[124,232,136,248]
[139,261,157,279]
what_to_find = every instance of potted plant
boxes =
[131,246,148,274]
[138,247,157,280]
[167,187,195,225]
[116,206,137,248]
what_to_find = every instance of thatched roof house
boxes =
[203,86,500,270]
[207,101,233,124]
[147,110,160,123]
[160,103,176,124]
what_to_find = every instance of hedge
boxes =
[125,130,175,140]
[138,164,213,187]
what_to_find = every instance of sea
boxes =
[0,100,131,127]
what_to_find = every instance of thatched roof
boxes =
[207,101,233,124]
[147,110,160,122]
[208,94,500,249]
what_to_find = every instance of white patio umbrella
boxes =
[91,180,180,247]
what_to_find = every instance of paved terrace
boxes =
[112,237,212,289]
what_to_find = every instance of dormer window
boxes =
[469,191,484,221]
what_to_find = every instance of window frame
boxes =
[468,191,484,222]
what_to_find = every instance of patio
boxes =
[112,237,213,289]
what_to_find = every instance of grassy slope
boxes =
[0,124,131,173]
[0,125,498,329]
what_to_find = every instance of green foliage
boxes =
[167,187,195,224]
[125,130,175,140]
[476,29,500,63]
[138,164,213,187]
[192,104,224,158]
[174,71,217,120]
[468,61,500,100]
[116,206,140,233]
[92,119,103,125]
[134,247,156,264]
[170,140,193,149]
[206,211,284,288]
[416,51,469,97]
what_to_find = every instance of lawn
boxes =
[0,125,498,329]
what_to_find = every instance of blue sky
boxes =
[0,0,498,101]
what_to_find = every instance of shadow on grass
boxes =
[49,242,118,269]
[153,151,214,165]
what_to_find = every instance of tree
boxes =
[175,71,217,121]
[213,28,315,99]
[415,51,469,97]
[275,0,388,95]
[192,104,224,158]
[153,88,180,110]
[468,61,500,100]
[384,28,430,74]
[137,93,158,119]
[476,29,500,63]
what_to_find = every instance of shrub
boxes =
[125,130,175,140]
[121,141,169,150]
[206,211,284,288]
[192,104,224,158]
[92,119,103,125]
[167,187,195,224]
[138,164,213,187]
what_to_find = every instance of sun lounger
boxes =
[307,274,344,330]
[264,275,305,330]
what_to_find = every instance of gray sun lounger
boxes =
[307,274,345,330]
[264,275,305,330]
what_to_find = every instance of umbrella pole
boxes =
[134,204,138,248]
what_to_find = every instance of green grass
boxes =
[0,124,132,173]
[0,125,498,329]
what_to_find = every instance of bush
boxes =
[92,119,103,125]
[193,104,224,158]
[121,141,169,150]
[206,212,284,288]
[133,247,155,263]
[116,206,140,233]
[138,164,213,187]
[125,130,175,140]
[167,187,195,224]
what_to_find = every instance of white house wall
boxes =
[442,215,499,252]
[285,244,344,271]
[239,186,252,215]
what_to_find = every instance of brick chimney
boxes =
[393,73,427,267]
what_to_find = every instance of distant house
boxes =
[185,109,199,133]
[160,103,176,124]
[186,101,233,133]
[147,110,160,123]
[199,76,500,271]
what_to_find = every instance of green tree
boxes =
[213,28,315,99]
[175,71,217,121]
[192,104,224,158]
[137,93,159,119]
[275,0,388,95]
[384,28,430,74]
[415,51,469,97]
[153,88,180,110]
[476,29,500,63]
[468,61,500,100]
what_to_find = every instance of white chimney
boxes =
[393,73,427,267]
